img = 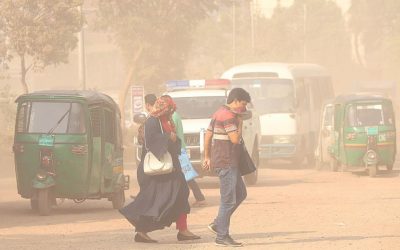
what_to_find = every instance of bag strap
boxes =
[210,118,216,141]
[144,118,164,151]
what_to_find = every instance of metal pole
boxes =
[250,1,255,54]
[78,5,86,90]
[303,3,307,63]
[232,0,236,65]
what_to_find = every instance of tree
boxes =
[185,1,254,78]
[0,0,83,93]
[96,0,218,126]
[348,0,400,80]
[186,0,352,89]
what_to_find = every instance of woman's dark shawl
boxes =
[119,116,190,232]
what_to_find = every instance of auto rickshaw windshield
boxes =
[346,103,394,127]
[16,102,86,134]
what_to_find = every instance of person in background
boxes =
[144,94,157,113]
[203,88,251,247]
[120,95,200,243]
[137,94,157,146]
[171,107,207,208]
[134,93,157,191]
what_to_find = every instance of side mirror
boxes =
[133,113,147,124]
[239,110,252,120]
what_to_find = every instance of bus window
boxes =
[231,78,294,114]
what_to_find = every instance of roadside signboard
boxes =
[131,85,144,118]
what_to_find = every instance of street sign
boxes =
[131,85,144,116]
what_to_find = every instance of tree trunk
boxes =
[119,46,144,130]
[353,32,364,68]
[20,54,29,94]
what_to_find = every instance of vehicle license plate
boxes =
[38,135,55,147]
[366,127,378,136]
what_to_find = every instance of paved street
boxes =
[1,154,400,249]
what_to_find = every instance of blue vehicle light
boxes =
[166,80,190,90]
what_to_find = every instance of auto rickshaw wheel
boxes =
[368,165,377,177]
[112,189,125,209]
[30,199,38,211]
[37,188,52,216]
[340,164,348,172]
[315,159,323,170]
[330,158,339,172]
[386,164,393,171]
[307,153,315,167]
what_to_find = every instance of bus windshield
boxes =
[231,78,294,114]
[174,96,226,119]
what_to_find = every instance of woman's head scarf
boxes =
[150,95,176,133]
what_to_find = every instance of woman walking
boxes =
[120,96,200,243]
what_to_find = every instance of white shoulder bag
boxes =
[143,119,174,175]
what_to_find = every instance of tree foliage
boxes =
[348,0,400,80]
[0,0,83,93]
[97,0,218,90]
[258,0,351,76]
[187,0,352,88]
[186,1,253,78]
[96,0,219,125]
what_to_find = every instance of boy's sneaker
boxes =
[215,236,243,247]
[208,222,217,234]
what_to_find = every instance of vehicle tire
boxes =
[30,199,38,211]
[386,164,393,171]
[291,155,304,166]
[330,158,339,172]
[37,188,52,216]
[292,138,305,166]
[368,165,377,177]
[244,140,259,186]
[307,153,315,167]
[112,189,125,209]
[315,158,323,170]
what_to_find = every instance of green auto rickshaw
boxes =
[329,94,396,177]
[13,90,129,215]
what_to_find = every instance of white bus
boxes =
[221,63,334,165]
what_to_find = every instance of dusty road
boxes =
[1,152,400,250]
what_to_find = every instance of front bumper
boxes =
[259,143,297,159]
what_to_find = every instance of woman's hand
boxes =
[202,157,211,171]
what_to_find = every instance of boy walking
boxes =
[203,88,251,247]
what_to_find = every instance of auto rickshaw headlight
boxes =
[36,172,47,180]
[366,150,377,160]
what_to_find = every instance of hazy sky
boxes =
[256,0,351,17]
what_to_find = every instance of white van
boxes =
[222,63,334,165]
